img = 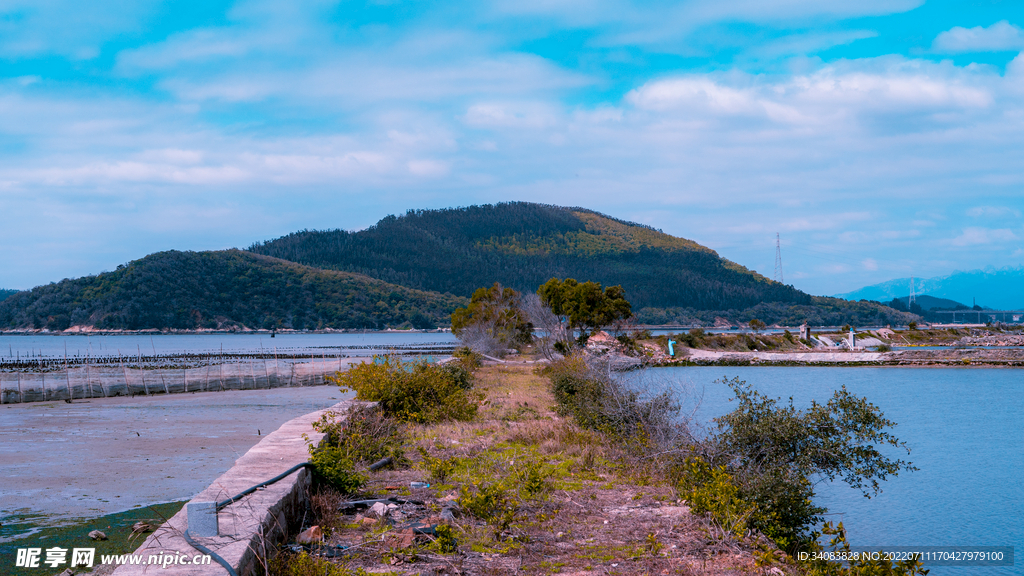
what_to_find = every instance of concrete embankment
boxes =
[110,400,362,576]
[673,347,1024,366]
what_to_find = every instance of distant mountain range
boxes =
[891,295,967,311]
[838,268,1024,310]
[0,203,915,331]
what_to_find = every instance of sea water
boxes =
[647,366,1022,576]
[0,332,458,359]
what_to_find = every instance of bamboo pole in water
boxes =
[138,345,149,395]
[120,352,131,397]
[18,371,22,403]
[64,344,73,401]
[219,345,224,391]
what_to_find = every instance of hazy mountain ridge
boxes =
[0,250,466,331]
[839,267,1024,310]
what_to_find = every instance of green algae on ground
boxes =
[0,502,184,576]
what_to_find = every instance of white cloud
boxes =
[967,205,1021,218]
[932,21,1024,54]
[0,0,161,58]
[950,227,1018,247]
[862,258,878,271]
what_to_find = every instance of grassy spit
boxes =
[274,363,769,576]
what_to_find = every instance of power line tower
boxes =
[774,233,784,284]
[909,276,916,306]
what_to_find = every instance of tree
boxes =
[707,378,915,549]
[748,318,766,333]
[888,298,908,312]
[451,283,533,357]
[537,277,632,351]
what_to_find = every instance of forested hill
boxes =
[0,289,17,302]
[0,250,466,331]
[249,202,811,312]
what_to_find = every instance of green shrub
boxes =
[417,447,458,483]
[432,524,458,554]
[330,356,480,424]
[270,552,366,576]
[707,378,915,551]
[307,406,408,493]
[676,457,754,538]
[459,480,519,533]
[800,522,929,576]
[452,346,482,369]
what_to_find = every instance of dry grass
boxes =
[278,364,782,576]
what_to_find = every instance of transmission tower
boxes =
[909,276,916,306]
[774,233,783,283]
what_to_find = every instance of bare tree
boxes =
[521,293,568,361]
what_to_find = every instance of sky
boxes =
[2,0,1024,297]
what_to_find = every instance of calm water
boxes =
[0,332,457,359]
[647,367,1022,576]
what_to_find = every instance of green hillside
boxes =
[0,250,466,331]
[0,289,17,303]
[250,203,812,312]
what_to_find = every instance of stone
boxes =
[440,508,456,523]
[369,502,389,518]
[56,568,75,576]
[386,529,416,549]
[131,522,154,534]
[360,517,377,526]
[88,530,107,541]
[295,525,323,544]
[186,501,218,537]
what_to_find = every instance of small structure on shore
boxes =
[799,323,811,340]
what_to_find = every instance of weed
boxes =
[432,523,458,554]
[416,447,458,483]
[330,355,480,424]
[269,552,367,576]
[306,405,408,493]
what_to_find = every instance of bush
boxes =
[330,356,480,424]
[675,457,754,537]
[704,378,915,550]
[544,354,684,453]
[306,406,408,492]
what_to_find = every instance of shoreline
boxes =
[653,348,1024,367]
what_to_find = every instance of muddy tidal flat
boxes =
[0,386,352,540]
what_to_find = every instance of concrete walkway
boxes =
[110,400,358,576]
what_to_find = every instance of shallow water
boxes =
[0,332,458,360]
[647,366,1023,575]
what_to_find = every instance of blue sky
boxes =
[2,0,1024,297]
